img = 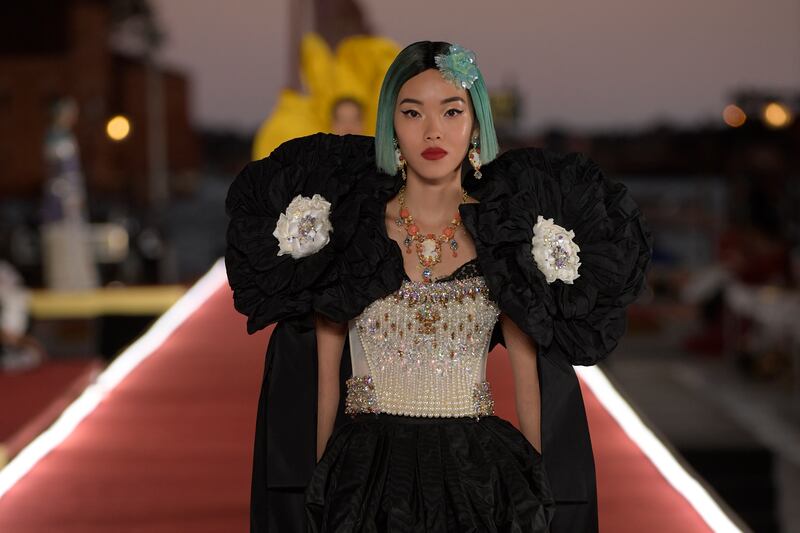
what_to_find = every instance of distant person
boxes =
[251,33,400,160]
[40,97,99,291]
[0,260,45,373]
[330,96,364,135]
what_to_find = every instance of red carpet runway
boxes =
[0,260,743,532]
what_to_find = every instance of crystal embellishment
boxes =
[345,375,381,415]
[472,380,494,420]
[531,214,581,284]
[349,275,500,419]
[273,193,332,259]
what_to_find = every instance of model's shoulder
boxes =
[484,146,598,192]
[225,133,401,334]
[467,146,654,367]
[227,133,378,219]
[255,131,374,161]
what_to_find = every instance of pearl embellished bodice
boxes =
[346,260,501,418]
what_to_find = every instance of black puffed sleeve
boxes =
[463,147,653,367]
[224,132,387,333]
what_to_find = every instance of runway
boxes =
[0,260,743,532]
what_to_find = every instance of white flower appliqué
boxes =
[531,215,581,284]
[273,193,333,259]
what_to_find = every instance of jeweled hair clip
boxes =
[434,43,480,90]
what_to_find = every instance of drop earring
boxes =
[468,135,482,179]
[393,137,407,181]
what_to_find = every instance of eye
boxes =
[445,108,464,117]
[401,109,420,118]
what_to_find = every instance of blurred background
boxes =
[0,0,798,531]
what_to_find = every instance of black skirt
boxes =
[305,412,556,532]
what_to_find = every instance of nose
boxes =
[424,117,442,141]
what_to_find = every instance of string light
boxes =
[106,115,131,141]
[722,104,746,128]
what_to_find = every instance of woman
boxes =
[226,41,653,532]
[40,96,99,291]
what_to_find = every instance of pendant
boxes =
[450,239,458,257]
[420,238,440,263]
[422,267,433,283]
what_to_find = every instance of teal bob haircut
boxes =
[375,41,499,176]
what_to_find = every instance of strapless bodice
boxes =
[345,259,500,419]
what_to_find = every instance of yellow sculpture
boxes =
[252,33,400,160]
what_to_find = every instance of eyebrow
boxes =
[398,96,466,105]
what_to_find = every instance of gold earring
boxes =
[468,136,482,179]
[393,137,407,181]
[398,153,407,181]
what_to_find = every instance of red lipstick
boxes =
[421,147,448,160]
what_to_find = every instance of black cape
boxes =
[225,132,653,532]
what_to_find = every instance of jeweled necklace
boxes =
[396,184,468,283]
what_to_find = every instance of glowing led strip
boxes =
[575,364,745,532]
[0,258,229,500]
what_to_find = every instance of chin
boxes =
[410,158,462,180]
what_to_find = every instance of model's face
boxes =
[331,100,363,135]
[393,68,477,181]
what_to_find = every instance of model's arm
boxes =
[314,312,347,462]
[499,312,543,453]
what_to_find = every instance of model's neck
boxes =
[402,167,463,228]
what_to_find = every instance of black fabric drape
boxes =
[225,133,653,532]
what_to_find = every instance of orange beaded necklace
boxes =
[396,184,468,283]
